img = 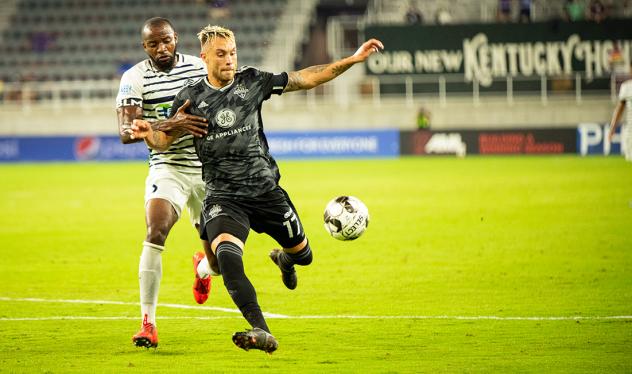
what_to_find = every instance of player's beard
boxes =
[214,66,236,86]
[152,46,177,72]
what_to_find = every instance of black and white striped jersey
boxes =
[620,80,632,126]
[116,53,207,172]
[170,66,288,197]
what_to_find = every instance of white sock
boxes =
[197,255,220,277]
[139,241,163,326]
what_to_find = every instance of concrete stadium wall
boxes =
[0,95,614,136]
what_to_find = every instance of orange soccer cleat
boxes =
[192,251,212,304]
[132,315,158,348]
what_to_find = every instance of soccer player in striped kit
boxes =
[130,24,383,352]
[116,17,218,349]
[609,78,632,162]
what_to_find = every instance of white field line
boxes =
[0,297,631,321]
[0,296,288,318]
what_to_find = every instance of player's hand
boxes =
[130,119,151,140]
[154,99,208,137]
[352,39,384,62]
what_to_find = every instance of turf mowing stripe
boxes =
[1,315,631,322]
[0,297,630,321]
[291,315,632,320]
[0,316,243,321]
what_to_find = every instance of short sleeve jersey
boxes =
[115,53,207,172]
[619,80,632,126]
[170,66,288,198]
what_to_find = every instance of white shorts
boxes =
[622,124,632,162]
[144,168,205,226]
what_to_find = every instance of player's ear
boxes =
[174,33,178,45]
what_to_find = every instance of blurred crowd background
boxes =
[0,0,629,133]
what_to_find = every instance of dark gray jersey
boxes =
[170,66,288,198]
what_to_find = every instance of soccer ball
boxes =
[323,196,370,240]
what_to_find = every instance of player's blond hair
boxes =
[197,25,235,51]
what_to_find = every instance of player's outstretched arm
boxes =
[284,38,384,93]
[608,100,625,142]
[130,120,176,152]
[117,99,207,144]
[152,99,208,138]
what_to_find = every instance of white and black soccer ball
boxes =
[323,196,370,241]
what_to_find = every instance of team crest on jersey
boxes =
[234,84,249,99]
[215,108,236,128]
[119,84,133,95]
[209,204,222,218]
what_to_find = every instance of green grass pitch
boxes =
[0,156,630,373]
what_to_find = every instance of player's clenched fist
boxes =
[130,119,152,140]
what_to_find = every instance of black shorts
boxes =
[200,186,306,249]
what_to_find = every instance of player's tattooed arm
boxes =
[130,119,177,152]
[284,64,351,92]
[117,105,144,144]
[283,38,384,93]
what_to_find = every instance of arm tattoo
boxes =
[304,64,328,74]
[331,64,351,76]
[149,129,168,149]
[285,71,306,92]
[285,62,353,92]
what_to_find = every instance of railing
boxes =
[0,79,119,111]
[0,73,617,111]
[365,73,616,108]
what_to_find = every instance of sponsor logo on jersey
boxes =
[215,108,236,128]
[234,84,249,99]
[118,97,142,107]
[156,103,171,118]
[205,124,252,141]
[198,101,209,109]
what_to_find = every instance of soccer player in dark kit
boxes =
[130,25,383,353]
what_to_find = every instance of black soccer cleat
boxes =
[269,249,297,290]
[232,327,278,353]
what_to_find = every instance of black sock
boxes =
[239,302,269,333]
[216,241,270,333]
[279,242,313,270]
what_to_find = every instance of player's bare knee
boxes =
[284,238,308,254]
[145,225,170,246]
[211,233,243,251]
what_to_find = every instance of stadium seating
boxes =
[0,0,287,81]
[368,0,625,25]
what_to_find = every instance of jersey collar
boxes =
[204,76,235,92]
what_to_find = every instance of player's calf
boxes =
[269,243,312,290]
